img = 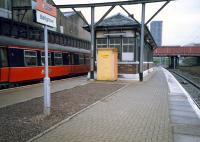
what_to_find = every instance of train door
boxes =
[0,46,9,83]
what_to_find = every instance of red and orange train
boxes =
[0,44,90,89]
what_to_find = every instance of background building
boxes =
[150,21,163,47]
[0,0,90,41]
[85,13,157,77]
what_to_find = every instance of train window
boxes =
[41,51,52,66]
[54,52,63,65]
[0,48,8,67]
[24,50,37,66]
[63,53,70,65]
[85,56,90,65]
[79,54,84,64]
[74,54,79,65]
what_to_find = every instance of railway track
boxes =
[170,70,200,109]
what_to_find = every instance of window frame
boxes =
[96,38,107,48]
[24,50,38,66]
[109,37,121,61]
[122,37,135,53]
[41,51,52,66]
[0,47,8,68]
[54,52,63,66]
[79,54,85,64]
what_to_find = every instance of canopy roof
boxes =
[55,0,172,8]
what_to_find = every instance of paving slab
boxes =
[31,69,173,142]
[170,105,195,112]
[173,125,200,136]
[170,110,198,119]
[174,134,200,142]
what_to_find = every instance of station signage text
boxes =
[32,0,57,28]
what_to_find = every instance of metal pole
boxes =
[139,3,145,81]
[173,56,175,69]
[90,6,95,79]
[145,1,170,25]
[43,0,51,115]
[11,0,14,20]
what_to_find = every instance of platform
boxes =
[0,76,88,108]
[28,67,200,142]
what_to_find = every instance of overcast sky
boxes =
[54,0,200,46]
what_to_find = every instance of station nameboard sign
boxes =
[36,10,57,27]
[35,0,57,17]
[32,0,57,28]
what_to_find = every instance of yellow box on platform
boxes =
[97,48,118,81]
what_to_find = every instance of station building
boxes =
[85,13,157,78]
[0,0,90,41]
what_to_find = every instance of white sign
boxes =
[36,10,57,28]
[122,52,134,61]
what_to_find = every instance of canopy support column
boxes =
[139,3,145,81]
[90,6,95,79]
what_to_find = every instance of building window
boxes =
[54,52,63,65]
[96,38,107,48]
[24,50,37,66]
[41,51,51,66]
[0,0,11,10]
[109,37,121,60]
[122,37,134,52]
[0,48,8,67]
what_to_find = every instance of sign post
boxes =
[44,24,50,115]
[32,0,57,115]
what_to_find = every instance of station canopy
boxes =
[55,0,172,8]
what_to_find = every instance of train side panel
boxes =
[9,67,44,82]
[49,65,72,77]
[71,65,89,74]
[8,65,75,83]
[0,68,9,82]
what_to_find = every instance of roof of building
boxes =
[63,11,77,17]
[97,13,139,27]
[83,13,157,49]
[63,11,86,19]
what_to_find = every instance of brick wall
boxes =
[118,63,154,74]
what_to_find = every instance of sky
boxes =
[53,0,200,46]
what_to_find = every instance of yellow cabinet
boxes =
[97,48,118,81]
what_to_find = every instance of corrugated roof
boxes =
[63,11,77,17]
[97,13,138,27]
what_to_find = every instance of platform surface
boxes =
[32,69,174,142]
[0,76,88,108]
